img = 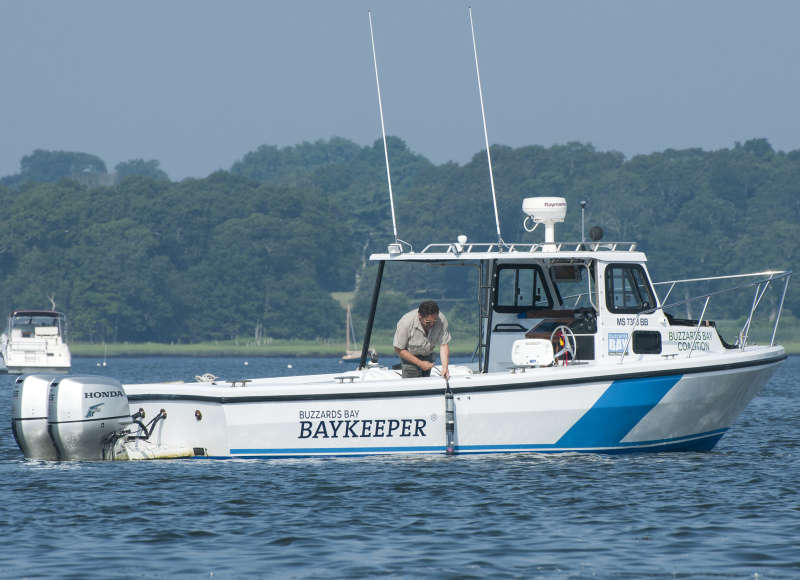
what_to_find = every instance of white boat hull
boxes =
[117,347,783,459]
[11,347,783,461]
[4,365,70,375]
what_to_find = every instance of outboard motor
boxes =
[47,376,132,460]
[12,374,59,460]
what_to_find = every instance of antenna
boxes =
[468,6,504,247]
[368,10,400,245]
[580,200,587,243]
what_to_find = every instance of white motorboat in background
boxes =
[1,310,71,374]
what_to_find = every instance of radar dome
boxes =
[522,197,567,250]
[522,197,567,223]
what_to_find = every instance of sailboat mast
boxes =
[345,304,351,352]
[468,6,504,247]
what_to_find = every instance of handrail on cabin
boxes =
[418,241,639,254]
[656,270,791,350]
[617,270,791,364]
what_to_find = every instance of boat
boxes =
[9,10,791,461]
[10,195,791,460]
[1,310,71,374]
[341,304,361,361]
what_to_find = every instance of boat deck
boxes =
[121,345,785,401]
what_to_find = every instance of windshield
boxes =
[495,264,552,312]
[550,263,595,308]
[10,314,63,337]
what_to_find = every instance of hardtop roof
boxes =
[10,310,64,317]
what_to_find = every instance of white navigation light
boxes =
[522,197,567,251]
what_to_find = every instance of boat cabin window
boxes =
[494,264,552,312]
[10,314,60,338]
[550,263,595,309]
[12,315,58,327]
[604,263,656,314]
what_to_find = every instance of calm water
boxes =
[1,355,798,579]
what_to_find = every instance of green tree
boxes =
[19,149,107,182]
[0,137,797,344]
[115,159,169,182]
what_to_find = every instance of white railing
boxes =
[654,270,792,352]
[523,270,791,363]
[615,270,791,364]
[419,241,638,255]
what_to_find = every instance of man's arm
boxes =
[439,343,450,379]
[394,347,435,372]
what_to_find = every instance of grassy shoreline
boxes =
[71,338,800,357]
[70,339,479,358]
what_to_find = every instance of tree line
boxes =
[0,137,796,343]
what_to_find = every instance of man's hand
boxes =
[395,347,434,372]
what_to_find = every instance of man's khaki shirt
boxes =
[393,309,451,357]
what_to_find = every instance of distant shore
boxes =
[70,338,800,357]
[70,339,478,358]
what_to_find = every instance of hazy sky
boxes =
[2,1,799,180]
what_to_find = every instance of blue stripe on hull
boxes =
[230,445,445,456]
[223,430,726,458]
[556,374,682,447]
[455,428,727,454]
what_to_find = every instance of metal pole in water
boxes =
[444,378,456,455]
[468,6,504,248]
[368,11,399,243]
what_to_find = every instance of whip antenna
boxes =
[469,6,504,247]
[368,10,400,244]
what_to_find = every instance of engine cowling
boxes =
[47,376,132,460]
[12,374,59,460]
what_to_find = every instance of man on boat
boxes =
[393,300,450,379]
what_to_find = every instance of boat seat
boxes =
[34,327,58,337]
